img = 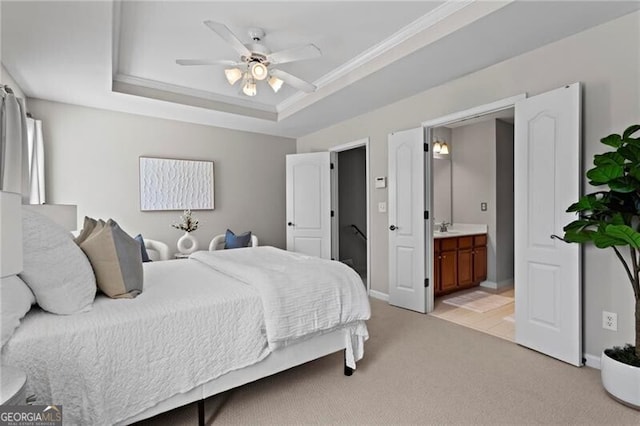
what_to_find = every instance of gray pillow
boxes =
[80,219,143,299]
[20,208,96,314]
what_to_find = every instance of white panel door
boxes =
[514,83,582,366]
[286,152,331,259]
[388,128,426,313]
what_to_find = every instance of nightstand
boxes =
[1,365,27,405]
[174,253,190,260]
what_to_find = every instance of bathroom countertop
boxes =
[433,223,487,239]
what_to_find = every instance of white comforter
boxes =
[1,260,270,425]
[190,247,370,365]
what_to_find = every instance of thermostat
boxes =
[375,177,387,189]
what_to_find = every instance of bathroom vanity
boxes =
[433,229,487,296]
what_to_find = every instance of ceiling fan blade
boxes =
[176,59,242,66]
[267,44,321,65]
[203,21,252,58]
[271,69,317,93]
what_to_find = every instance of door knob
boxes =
[389,225,397,231]
[288,222,294,227]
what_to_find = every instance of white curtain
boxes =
[0,86,44,203]
[26,117,45,204]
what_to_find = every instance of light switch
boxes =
[481,202,487,211]
[375,177,387,189]
[378,202,387,213]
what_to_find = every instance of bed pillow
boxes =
[20,208,96,315]
[1,275,35,347]
[134,234,151,262]
[74,216,99,245]
[224,229,252,249]
[80,219,143,299]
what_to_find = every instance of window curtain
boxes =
[26,117,45,204]
[0,86,44,204]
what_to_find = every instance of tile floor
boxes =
[430,286,515,342]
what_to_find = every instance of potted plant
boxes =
[562,124,640,408]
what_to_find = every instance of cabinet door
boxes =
[457,248,474,287]
[440,250,458,293]
[473,245,487,282]
[433,240,441,295]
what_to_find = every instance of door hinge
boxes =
[424,211,429,220]
[424,278,429,288]
[331,210,335,217]
[424,143,428,152]
[330,163,334,170]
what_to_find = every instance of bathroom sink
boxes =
[434,230,460,236]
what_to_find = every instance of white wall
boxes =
[432,127,452,224]
[451,120,496,282]
[28,99,296,252]
[297,11,640,358]
[495,119,514,286]
[1,64,26,100]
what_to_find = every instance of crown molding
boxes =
[113,73,276,113]
[276,0,476,117]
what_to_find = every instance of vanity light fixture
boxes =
[439,142,450,155]
[433,140,442,153]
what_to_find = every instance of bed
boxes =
[1,241,370,425]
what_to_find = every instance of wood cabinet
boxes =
[434,234,487,296]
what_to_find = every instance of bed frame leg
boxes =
[344,350,353,376]
[198,399,205,426]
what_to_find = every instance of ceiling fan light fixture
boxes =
[242,79,257,97]
[224,68,243,85]
[268,75,284,93]
[250,62,268,81]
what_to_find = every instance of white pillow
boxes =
[1,275,35,347]
[19,208,96,314]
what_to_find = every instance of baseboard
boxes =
[584,353,601,369]
[369,290,389,302]
[479,281,498,290]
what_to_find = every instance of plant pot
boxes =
[601,350,640,409]
[176,231,199,255]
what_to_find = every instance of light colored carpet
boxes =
[135,299,639,425]
[442,290,513,313]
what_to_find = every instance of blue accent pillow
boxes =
[135,234,152,262]
[224,229,252,249]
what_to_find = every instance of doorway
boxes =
[428,109,516,342]
[330,139,371,292]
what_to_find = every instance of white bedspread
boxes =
[190,247,370,366]
[1,260,269,426]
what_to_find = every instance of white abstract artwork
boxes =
[139,157,214,211]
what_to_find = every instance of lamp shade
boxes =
[242,80,257,97]
[0,191,23,278]
[439,143,450,155]
[224,68,243,85]
[23,204,77,231]
[250,62,268,81]
[268,75,283,93]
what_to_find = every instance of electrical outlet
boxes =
[480,202,487,211]
[603,311,618,331]
[378,202,387,213]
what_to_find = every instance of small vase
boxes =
[177,231,199,254]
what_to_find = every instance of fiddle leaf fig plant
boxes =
[562,124,640,362]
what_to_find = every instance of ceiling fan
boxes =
[176,21,321,97]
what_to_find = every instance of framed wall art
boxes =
[139,157,214,211]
